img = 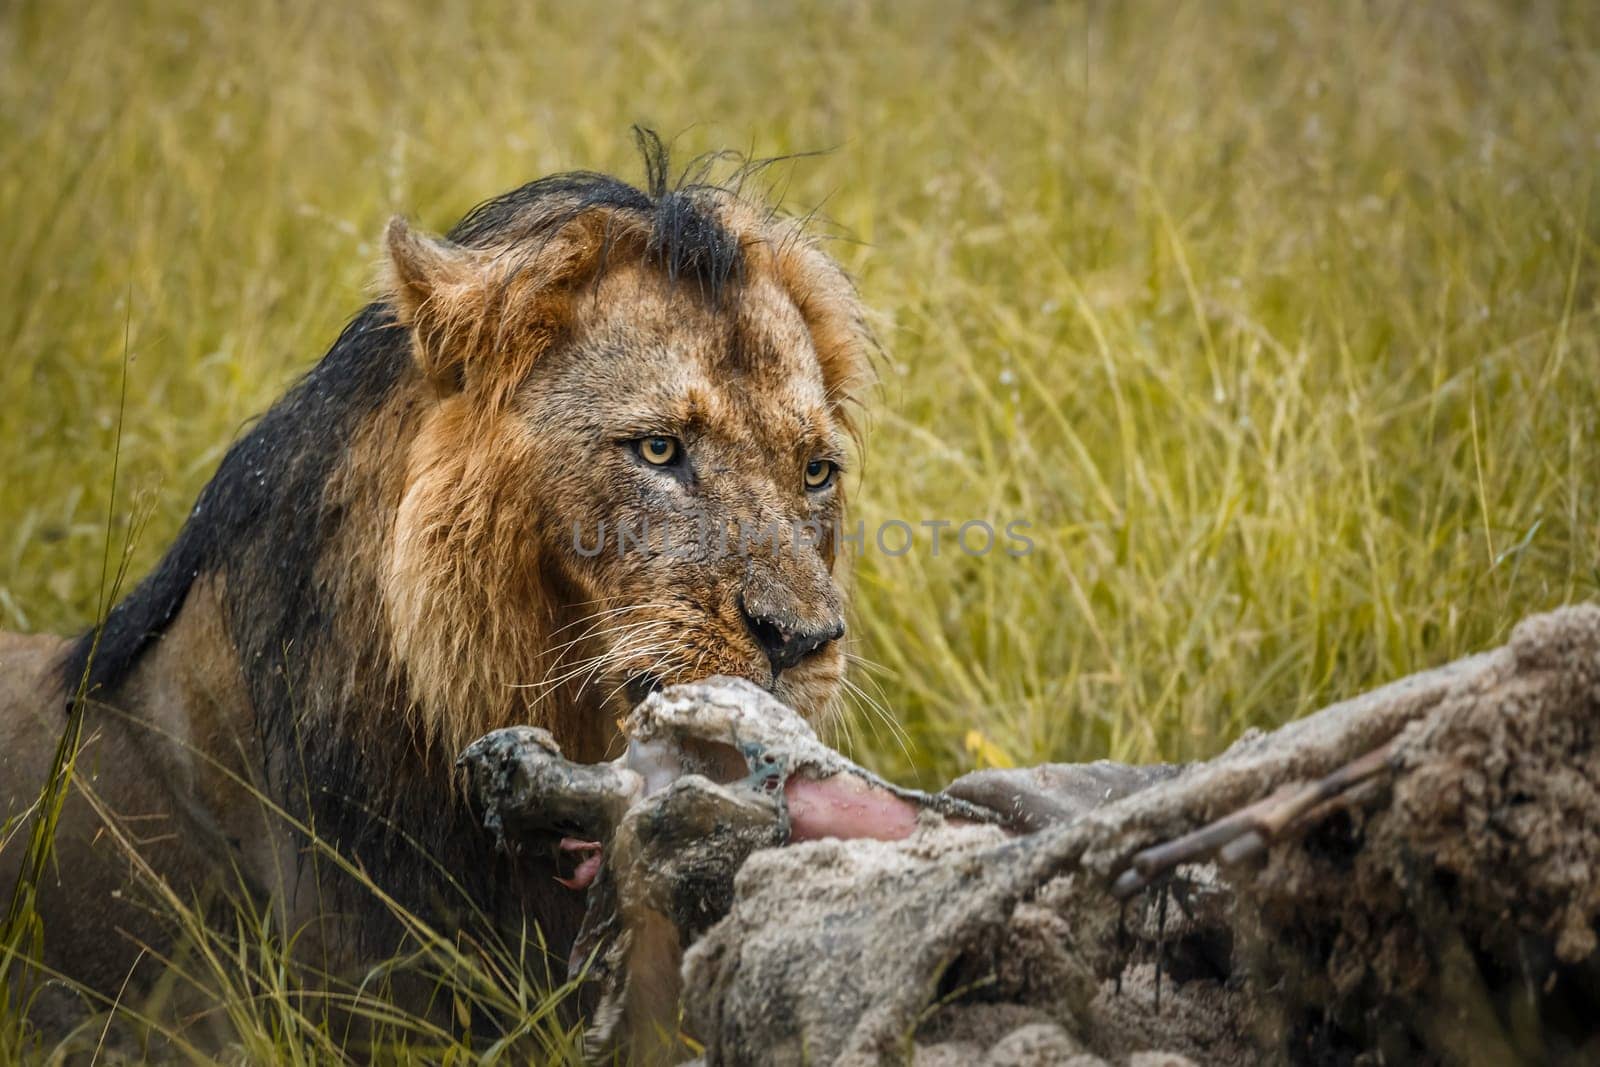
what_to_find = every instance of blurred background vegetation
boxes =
[2,0,1596,786]
[4,0,1599,1059]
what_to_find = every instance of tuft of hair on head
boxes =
[632,127,746,299]
[438,129,751,305]
[381,131,875,424]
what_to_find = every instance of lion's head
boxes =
[57,142,870,927]
[377,159,872,763]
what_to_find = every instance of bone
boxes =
[459,680,1006,879]
[458,724,642,847]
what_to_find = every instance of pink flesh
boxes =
[783,773,920,842]
[556,837,604,891]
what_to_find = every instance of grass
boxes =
[1,0,1597,1059]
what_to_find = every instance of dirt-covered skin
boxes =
[945,763,1182,834]
[675,607,1600,1065]
[464,607,1600,1065]
[1223,606,1600,1063]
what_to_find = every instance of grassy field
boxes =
[2,0,1598,1059]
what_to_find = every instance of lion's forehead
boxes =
[551,268,839,446]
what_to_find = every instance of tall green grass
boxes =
[2,0,1597,1059]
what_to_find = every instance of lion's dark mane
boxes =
[57,135,744,959]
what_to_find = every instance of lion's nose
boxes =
[739,602,845,678]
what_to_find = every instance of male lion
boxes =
[0,141,870,1016]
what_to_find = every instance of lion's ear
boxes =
[384,216,490,392]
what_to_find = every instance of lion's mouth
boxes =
[623,671,666,707]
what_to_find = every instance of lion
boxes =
[0,137,871,1020]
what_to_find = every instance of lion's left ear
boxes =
[384,216,494,392]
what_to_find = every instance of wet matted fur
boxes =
[0,135,872,1010]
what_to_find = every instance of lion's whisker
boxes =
[843,650,900,681]
[840,654,909,736]
[685,646,712,684]
[520,649,646,702]
[840,674,914,765]
[546,600,678,642]
[536,615,673,667]
[520,605,683,697]
[597,645,689,708]
[563,629,682,706]
[533,614,672,674]
[824,688,860,752]
[515,618,675,694]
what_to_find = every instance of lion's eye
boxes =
[636,436,681,466]
[804,458,835,490]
